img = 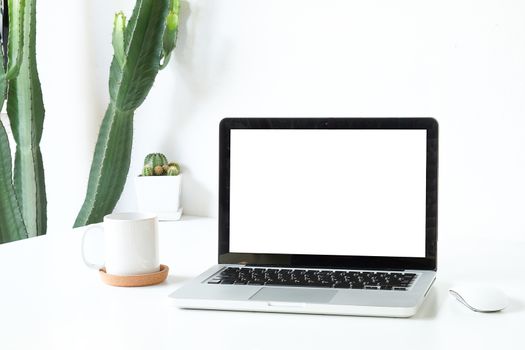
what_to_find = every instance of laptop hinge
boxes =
[243,264,405,271]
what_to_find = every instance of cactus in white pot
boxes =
[135,153,182,220]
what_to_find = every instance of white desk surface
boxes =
[0,216,524,349]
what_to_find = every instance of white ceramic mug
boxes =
[81,212,160,276]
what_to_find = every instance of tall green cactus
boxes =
[7,0,46,238]
[0,0,45,244]
[74,0,180,227]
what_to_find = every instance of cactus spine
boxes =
[154,165,164,176]
[74,0,180,227]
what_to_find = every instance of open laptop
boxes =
[170,118,438,317]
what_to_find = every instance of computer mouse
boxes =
[449,285,508,312]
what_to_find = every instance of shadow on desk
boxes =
[412,287,440,320]
[144,275,193,290]
[166,275,194,285]
[503,297,525,314]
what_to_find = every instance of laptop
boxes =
[170,118,438,317]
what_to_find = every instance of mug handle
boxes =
[81,225,105,270]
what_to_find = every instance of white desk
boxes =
[0,216,524,349]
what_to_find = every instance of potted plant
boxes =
[134,153,182,220]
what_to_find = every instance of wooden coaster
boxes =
[99,264,169,287]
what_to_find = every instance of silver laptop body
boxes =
[170,118,438,317]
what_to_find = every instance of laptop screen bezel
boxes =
[218,118,438,271]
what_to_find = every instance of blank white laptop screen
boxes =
[229,129,427,258]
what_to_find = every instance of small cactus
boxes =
[144,153,168,168]
[142,165,154,176]
[154,165,164,176]
[140,153,180,176]
[167,165,180,176]
[168,162,180,172]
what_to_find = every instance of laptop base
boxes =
[170,264,436,318]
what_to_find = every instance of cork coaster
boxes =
[99,264,169,287]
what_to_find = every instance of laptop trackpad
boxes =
[250,287,337,304]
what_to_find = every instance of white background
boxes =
[20,0,525,241]
[229,130,427,257]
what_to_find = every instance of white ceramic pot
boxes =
[134,175,183,221]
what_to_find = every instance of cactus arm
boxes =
[0,47,27,243]
[112,12,126,69]
[160,0,180,70]
[0,120,28,244]
[74,0,169,227]
[113,0,169,112]
[6,0,46,237]
[74,106,134,227]
[5,0,25,79]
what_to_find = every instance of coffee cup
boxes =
[81,212,160,276]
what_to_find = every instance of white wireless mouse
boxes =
[449,286,509,312]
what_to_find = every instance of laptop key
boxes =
[224,267,240,273]
[306,281,329,288]
[220,271,238,277]
[364,285,380,290]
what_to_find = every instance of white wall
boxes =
[36,0,99,235]
[38,0,525,241]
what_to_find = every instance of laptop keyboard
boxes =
[207,267,417,291]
